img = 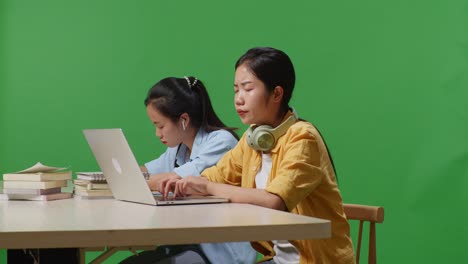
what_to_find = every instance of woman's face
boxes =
[146,105,183,147]
[234,64,278,126]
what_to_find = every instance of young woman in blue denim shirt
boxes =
[121,76,257,264]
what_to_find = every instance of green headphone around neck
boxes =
[246,108,299,152]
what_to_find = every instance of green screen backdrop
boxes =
[1,1,467,263]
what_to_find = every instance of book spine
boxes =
[76,173,106,182]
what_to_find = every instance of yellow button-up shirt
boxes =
[202,111,355,264]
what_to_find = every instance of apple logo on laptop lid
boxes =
[112,158,123,174]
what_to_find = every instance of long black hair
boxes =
[144,76,239,140]
[236,47,339,183]
[235,47,296,114]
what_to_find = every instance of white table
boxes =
[0,198,331,262]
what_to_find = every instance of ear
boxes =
[179,112,190,127]
[272,86,284,103]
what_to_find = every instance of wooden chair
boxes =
[343,203,384,264]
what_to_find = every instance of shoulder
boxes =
[162,145,179,156]
[200,129,239,147]
[204,129,238,141]
[287,120,320,139]
[282,121,331,154]
[278,120,328,151]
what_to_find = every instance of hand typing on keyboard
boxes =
[160,176,210,199]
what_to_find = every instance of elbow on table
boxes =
[265,192,287,211]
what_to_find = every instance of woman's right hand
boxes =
[160,176,178,198]
[161,176,210,198]
[147,173,181,192]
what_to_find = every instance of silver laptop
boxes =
[82,128,229,206]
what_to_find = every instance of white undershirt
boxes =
[255,152,300,264]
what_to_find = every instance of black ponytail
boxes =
[145,77,239,140]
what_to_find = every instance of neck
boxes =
[271,109,288,128]
[182,127,198,152]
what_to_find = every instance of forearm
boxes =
[206,181,287,211]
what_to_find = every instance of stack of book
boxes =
[0,162,72,201]
[73,172,113,199]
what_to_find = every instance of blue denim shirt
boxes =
[145,128,237,177]
[145,128,257,264]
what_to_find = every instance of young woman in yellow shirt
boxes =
[162,47,355,264]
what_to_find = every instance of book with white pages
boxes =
[74,187,113,198]
[15,162,69,173]
[76,172,106,182]
[73,180,109,190]
[2,162,72,181]
[3,180,68,189]
[2,187,61,195]
[0,192,72,201]
[3,171,72,181]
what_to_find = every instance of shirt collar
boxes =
[269,110,296,153]
[175,128,207,165]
